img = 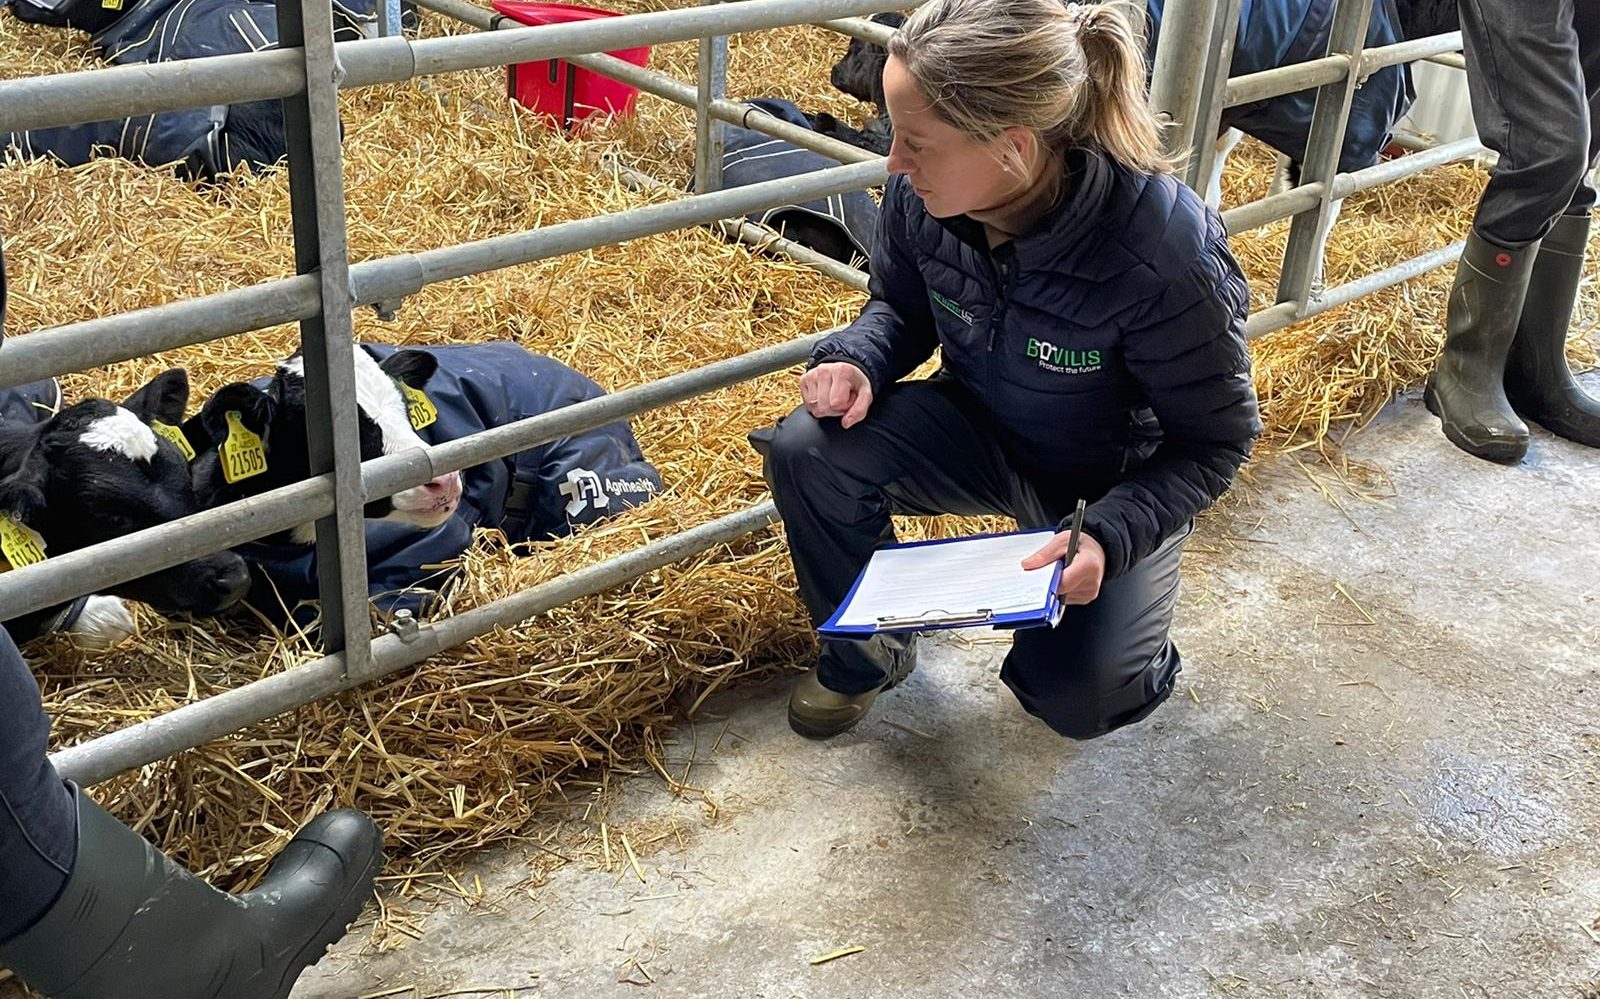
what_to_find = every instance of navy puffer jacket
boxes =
[810,148,1262,580]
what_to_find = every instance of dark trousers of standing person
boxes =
[751,378,1188,741]
[0,625,78,942]
[1461,0,1599,247]
[1426,0,1600,461]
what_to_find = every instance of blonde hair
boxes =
[887,0,1178,175]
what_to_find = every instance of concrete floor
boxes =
[285,385,1594,997]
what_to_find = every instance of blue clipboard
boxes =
[818,528,1066,639]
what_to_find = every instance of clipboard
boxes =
[818,528,1067,639]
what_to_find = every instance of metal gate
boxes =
[0,0,1468,788]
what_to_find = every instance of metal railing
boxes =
[0,0,1477,786]
[1150,3,1471,336]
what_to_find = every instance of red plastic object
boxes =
[491,1,650,130]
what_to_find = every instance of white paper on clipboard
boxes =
[831,531,1058,629]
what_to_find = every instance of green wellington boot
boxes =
[1424,233,1540,463]
[789,639,918,739]
[1505,212,1600,448]
[0,784,383,999]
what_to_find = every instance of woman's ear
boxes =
[1000,127,1038,174]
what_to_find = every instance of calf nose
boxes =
[423,472,463,504]
[210,559,252,607]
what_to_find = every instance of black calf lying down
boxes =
[698,97,882,269]
[184,341,662,626]
[0,370,250,648]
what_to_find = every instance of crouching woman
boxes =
[751,0,1262,740]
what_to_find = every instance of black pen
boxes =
[1064,498,1087,567]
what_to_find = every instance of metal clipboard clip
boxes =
[875,608,995,629]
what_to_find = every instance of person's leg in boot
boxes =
[0,624,387,999]
[1425,236,1539,462]
[752,379,1034,738]
[1427,0,1593,462]
[999,523,1189,740]
[1505,1,1600,448]
[0,626,78,946]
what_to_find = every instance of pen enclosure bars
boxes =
[0,0,1471,823]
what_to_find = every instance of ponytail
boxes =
[1070,3,1177,174]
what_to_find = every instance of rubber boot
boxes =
[1424,233,1539,463]
[1505,212,1600,448]
[789,638,918,740]
[0,784,383,999]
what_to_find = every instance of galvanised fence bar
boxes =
[0,0,1477,784]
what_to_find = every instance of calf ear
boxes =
[0,448,48,522]
[198,382,275,446]
[122,369,190,426]
[379,349,439,390]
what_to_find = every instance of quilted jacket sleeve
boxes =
[809,175,940,394]
[1080,220,1262,579]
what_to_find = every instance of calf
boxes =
[0,370,252,649]
[186,342,661,629]
[186,347,465,542]
[700,98,883,268]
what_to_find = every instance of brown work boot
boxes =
[787,641,917,739]
[1424,232,1538,464]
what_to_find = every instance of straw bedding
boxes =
[0,0,1595,936]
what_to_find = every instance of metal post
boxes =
[1147,0,1221,165]
[1273,0,1373,311]
[379,0,403,36]
[276,0,375,678]
[816,15,894,45]
[1184,0,1244,194]
[693,0,728,193]
[572,50,877,164]
[1245,241,1464,339]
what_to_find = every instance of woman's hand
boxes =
[800,363,874,429]
[1021,531,1107,606]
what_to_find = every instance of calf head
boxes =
[809,111,894,157]
[829,12,903,109]
[0,370,251,616]
[189,346,463,542]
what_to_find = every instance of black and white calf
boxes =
[0,370,252,649]
[183,341,663,628]
[186,347,464,543]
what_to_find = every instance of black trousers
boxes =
[1461,0,1600,247]
[0,626,76,942]
[751,379,1187,741]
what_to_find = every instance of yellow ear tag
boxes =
[0,512,48,570]
[151,420,197,462]
[101,0,123,10]
[401,383,438,431]
[221,410,268,485]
